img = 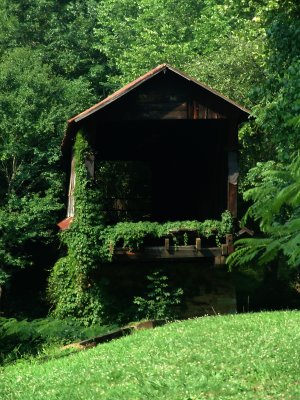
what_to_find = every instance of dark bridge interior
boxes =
[93,119,228,222]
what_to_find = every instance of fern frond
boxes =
[227,237,272,269]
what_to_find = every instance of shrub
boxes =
[133,270,183,320]
[0,317,117,365]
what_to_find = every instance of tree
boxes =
[227,0,300,274]
[0,47,96,291]
[0,0,110,97]
[94,0,268,109]
[228,153,300,270]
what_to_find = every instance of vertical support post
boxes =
[227,121,239,218]
[226,234,234,254]
[228,156,238,217]
[67,154,76,218]
[196,238,201,250]
[164,238,170,251]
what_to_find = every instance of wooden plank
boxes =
[136,102,187,111]
[196,238,201,250]
[214,256,226,266]
[113,246,222,261]
[228,151,238,185]
[226,234,234,254]
[193,100,199,119]
[227,183,237,218]
[164,238,170,251]
[192,101,226,120]
[221,244,228,256]
[227,151,238,217]
[137,92,186,103]
[131,110,187,120]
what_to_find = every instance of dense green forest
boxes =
[0,0,299,321]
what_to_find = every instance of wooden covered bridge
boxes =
[59,64,250,316]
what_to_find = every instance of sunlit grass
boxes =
[1,311,300,399]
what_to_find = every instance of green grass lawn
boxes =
[1,311,300,399]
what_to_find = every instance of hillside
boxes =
[1,311,300,400]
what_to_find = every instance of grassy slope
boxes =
[1,311,300,400]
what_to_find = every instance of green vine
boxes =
[100,210,234,261]
[48,131,106,325]
[48,132,234,325]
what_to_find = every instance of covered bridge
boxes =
[62,63,249,224]
[59,64,250,316]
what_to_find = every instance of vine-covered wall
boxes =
[48,131,106,325]
[48,131,235,325]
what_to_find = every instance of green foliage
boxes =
[1,312,300,399]
[0,317,117,365]
[100,211,234,260]
[228,154,300,270]
[251,0,300,162]
[1,0,298,320]
[94,0,267,108]
[228,1,300,272]
[133,270,183,320]
[0,0,109,95]
[48,132,106,325]
[0,47,95,287]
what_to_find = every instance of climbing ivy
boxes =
[48,131,106,325]
[100,211,234,261]
[48,131,233,325]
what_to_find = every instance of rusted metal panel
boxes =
[57,216,73,231]
[67,64,250,125]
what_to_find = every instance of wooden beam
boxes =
[226,234,234,254]
[227,151,238,217]
[228,182,237,218]
[214,255,226,266]
[113,246,222,261]
[221,244,228,256]
[164,238,170,251]
[136,102,187,111]
[196,238,201,250]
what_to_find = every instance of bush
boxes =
[0,317,117,365]
[133,270,183,320]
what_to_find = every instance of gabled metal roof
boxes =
[63,64,250,149]
[69,63,249,124]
